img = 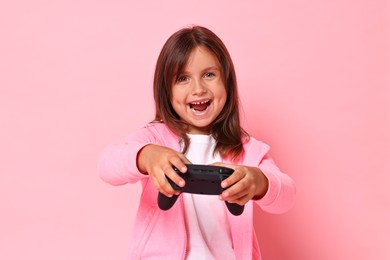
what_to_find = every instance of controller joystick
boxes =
[157,164,245,216]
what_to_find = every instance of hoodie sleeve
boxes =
[97,126,157,186]
[245,139,296,214]
[256,154,296,214]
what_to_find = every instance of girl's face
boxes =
[170,46,227,134]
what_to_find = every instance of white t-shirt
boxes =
[183,134,235,260]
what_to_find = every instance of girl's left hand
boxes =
[211,162,269,205]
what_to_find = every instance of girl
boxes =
[98,25,296,260]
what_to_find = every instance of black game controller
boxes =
[157,164,245,216]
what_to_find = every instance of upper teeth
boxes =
[191,101,208,105]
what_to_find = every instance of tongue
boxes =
[191,103,208,111]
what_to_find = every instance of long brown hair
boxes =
[153,25,248,160]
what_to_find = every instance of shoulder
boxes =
[243,135,270,151]
[241,135,271,165]
[144,122,176,137]
[132,122,179,147]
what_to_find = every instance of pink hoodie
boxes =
[98,123,296,259]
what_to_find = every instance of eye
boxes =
[204,72,215,78]
[177,75,189,82]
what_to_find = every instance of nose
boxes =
[191,79,207,95]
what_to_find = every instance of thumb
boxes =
[209,162,235,170]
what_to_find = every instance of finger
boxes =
[220,169,256,198]
[209,163,239,189]
[159,179,180,197]
[167,154,192,187]
[221,169,244,189]
[221,184,249,201]
[169,154,190,175]
[179,154,192,165]
[220,175,252,201]
[164,165,185,188]
[209,162,235,169]
[150,168,179,197]
[149,171,170,197]
[227,194,252,206]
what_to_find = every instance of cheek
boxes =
[219,88,228,104]
[170,93,187,115]
[219,90,228,112]
[171,95,186,108]
[171,86,186,101]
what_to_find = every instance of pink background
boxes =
[1,0,389,259]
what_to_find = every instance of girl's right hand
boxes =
[137,144,191,197]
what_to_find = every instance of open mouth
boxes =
[189,100,211,112]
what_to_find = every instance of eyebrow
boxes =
[202,66,220,72]
[179,66,220,75]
